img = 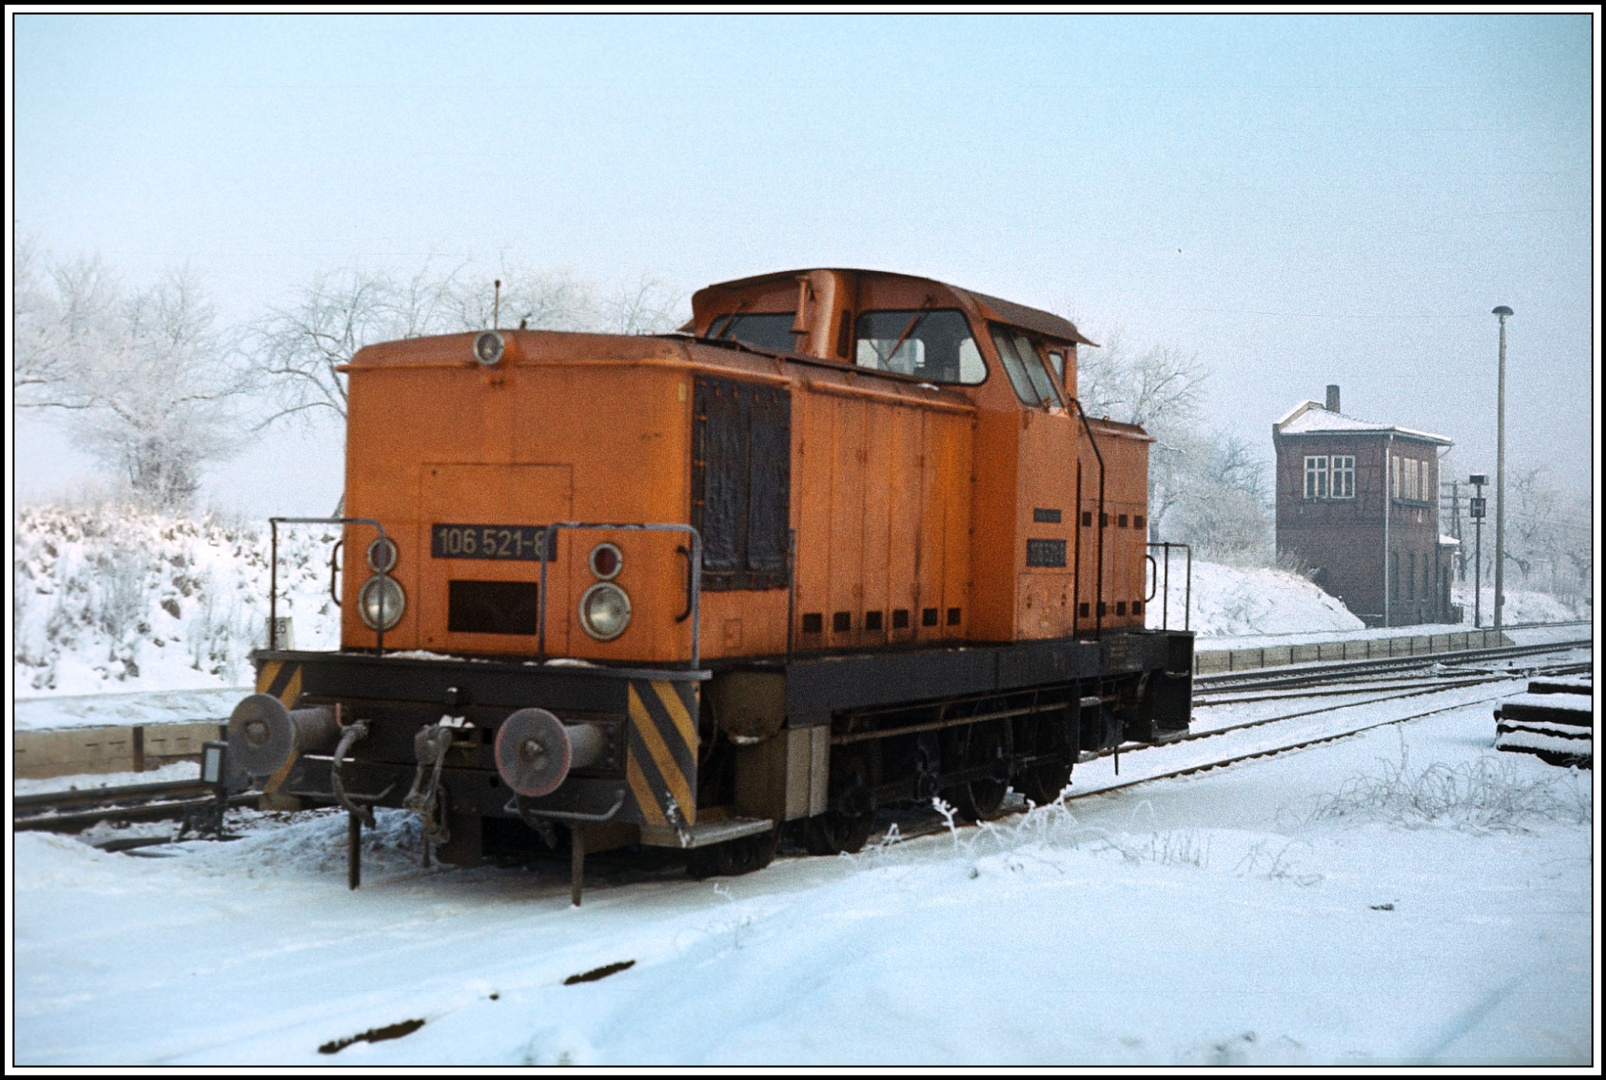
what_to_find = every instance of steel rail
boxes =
[1067,688,1528,802]
[1195,637,1591,692]
[870,682,1542,848]
[1195,674,1494,706]
[1100,660,1588,762]
[14,792,259,833]
[882,661,1586,846]
[13,778,214,810]
[1195,658,1591,705]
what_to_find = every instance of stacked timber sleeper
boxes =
[1493,675,1593,768]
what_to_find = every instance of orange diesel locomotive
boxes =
[228,269,1193,894]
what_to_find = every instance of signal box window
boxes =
[708,312,799,354]
[1304,456,1328,499]
[1305,455,1355,500]
[1331,456,1354,498]
[989,326,1062,407]
[854,310,985,384]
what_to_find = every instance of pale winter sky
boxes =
[9,13,1598,515]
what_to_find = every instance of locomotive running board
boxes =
[639,816,775,849]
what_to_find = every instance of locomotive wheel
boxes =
[795,743,878,855]
[941,720,1009,822]
[1014,713,1074,807]
[687,824,781,879]
[795,810,877,856]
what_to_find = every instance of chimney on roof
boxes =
[1325,384,1340,413]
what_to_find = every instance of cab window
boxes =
[707,312,799,354]
[854,309,985,384]
[990,326,1062,407]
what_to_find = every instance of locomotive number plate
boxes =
[431,524,556,561]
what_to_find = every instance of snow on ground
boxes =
[11,686,249,733]
[1150,559,1364,638]
[13,503,342,697]
[13,760,203,798]
[1156,557,1589,645]
[12,687,1593,1066]
[1453,580,1591,626]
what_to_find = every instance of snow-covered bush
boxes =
[851,795,1213,879]
[1306,737,1592,832]
[13,500,340,695]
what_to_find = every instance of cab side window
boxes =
[990,327,1062,407]
[708,312,800,354]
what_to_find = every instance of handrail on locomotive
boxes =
[1146,541,1193,632]
[535,522,703,670]
[267,517,390,654]
[263,518,704,669]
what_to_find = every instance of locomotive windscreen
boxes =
[854,309,985,384]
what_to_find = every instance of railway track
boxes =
[1090,641,1590,768]
[877,640,1591,840]
[13,779,256,835]
[1193,637,1592,695]
[16,638,1591,845]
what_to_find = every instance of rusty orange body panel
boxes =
[338,269,1158,664]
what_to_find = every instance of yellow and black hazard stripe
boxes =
[624,679,700,828]
[254,659,304,796]
[255,658,304,708]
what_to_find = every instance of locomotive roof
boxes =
[694,268,1098,347]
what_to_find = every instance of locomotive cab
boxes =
[232,268,1193,898]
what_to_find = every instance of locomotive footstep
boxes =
[318,1017,426,1054]
[686,825,780,879]
[564,959,636,985]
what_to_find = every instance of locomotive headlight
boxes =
[473,329,505,366]
[578,582,631,641]
[358,574,406,631]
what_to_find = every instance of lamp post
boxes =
[1469,473,1487,627]
[1491,306,1512,631]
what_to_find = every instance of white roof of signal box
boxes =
[1275,401,1452,445]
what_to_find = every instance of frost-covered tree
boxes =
[247,264,449,425]
[443,262,598,337]
[248,258,684,425]
[600,273,685,335]
[1162,431,1273,559]
[1073,326,1208,435]
[1497,467,1592,608]
[13,236,120,411]
[14,238,246,507]
[1066,318,1268,556]
[67,267,244,506]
